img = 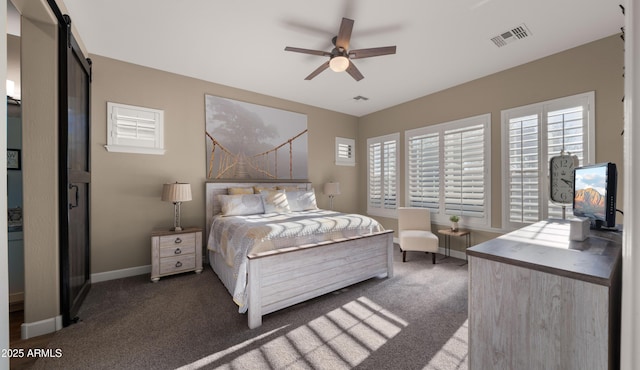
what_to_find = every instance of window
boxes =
[405,114,491,227]
[367,133,399,217]
[105,102,165,155]
[335,137,355,166]
[501,92,595,229]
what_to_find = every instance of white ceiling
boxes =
[61,0,622,117]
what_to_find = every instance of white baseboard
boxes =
[91,265,151,283]
[21,315,62,340]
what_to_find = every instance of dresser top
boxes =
[467,219,622,286]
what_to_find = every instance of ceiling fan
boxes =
[284,17,397,81]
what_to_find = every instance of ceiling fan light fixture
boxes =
[329,56,349,72]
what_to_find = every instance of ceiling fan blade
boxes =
[345,61,364,81]
[349,46,397,59]
[335,18,354,50]
[305,61,330,80]
[285,47,332,57]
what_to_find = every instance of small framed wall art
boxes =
[7,149,21,170]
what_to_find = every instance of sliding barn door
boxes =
[58,15,92,326]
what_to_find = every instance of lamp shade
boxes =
[162,182,192,203]
[323,182,341,196]
[329,56,349,72]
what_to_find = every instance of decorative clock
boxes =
[549,152,579,204]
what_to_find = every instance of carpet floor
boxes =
[31,248,469,370]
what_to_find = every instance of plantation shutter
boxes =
[507,114,540,223]
[546,106,586,218]
[106,102,165,154]
[367,133,399,216]
[369,142,382,209]
[382,139,398,209]
[444,124,486,218]
[335,137,355,166]
[407,132,439,210]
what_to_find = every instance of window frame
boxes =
[404,114,491,228]
[105,102,165,155]
[501,91,595,230]
[367,132,400,218]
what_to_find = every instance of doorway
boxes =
[6,0,24,339]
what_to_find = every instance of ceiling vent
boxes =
[491,24,531,48]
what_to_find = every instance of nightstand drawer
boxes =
[159,244,195,258]
[159,255,196,275]
[159,233,196,249]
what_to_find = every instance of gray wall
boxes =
[89,55,360,274]
[357,35,624,249]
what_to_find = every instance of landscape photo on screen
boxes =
[573,165,607,219]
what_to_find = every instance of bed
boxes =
[205,181,394,328]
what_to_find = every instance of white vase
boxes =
[451,221,458,231]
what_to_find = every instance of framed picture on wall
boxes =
[7,149,21,170]
[204,94,308,180]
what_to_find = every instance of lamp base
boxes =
[172,202,183,232]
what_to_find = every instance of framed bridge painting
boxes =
[205,94,308,180]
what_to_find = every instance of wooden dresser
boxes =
[467,220,622,370]
[150,227,203,282]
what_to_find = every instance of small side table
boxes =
[437,228,471,264]
[151,227,203,282]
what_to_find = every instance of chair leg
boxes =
[402,250,407,263]
[432,252,436,264]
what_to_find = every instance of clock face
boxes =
[550,154,578,203]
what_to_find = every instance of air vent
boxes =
[353,95,369,101]
[491,24,531,48]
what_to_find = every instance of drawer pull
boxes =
[174,238,182,244]
[175,261,182,268]
[174,248,182,255]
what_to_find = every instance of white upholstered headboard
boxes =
[204,181,312,239]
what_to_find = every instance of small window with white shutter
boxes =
[105,102,165,155]
[335,137,355,166]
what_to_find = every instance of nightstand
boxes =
[151,227,203,282]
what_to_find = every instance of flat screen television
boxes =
[573,162,617,229]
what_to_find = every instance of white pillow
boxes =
[217,194,264,216]
[286,190,318,212]
[260,190,291,213]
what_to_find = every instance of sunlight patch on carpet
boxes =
[425,319,469,370]
[178,296,407,369]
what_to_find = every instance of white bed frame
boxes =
[205,181,394,328]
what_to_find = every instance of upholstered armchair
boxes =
[397,207,439,263]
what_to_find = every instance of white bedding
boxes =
[207,210,384,312]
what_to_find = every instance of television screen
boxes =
[573,162,617,229]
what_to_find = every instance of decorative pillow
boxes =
[260,190,291,213]
[254,185,276,193]
[227,187,254,195]
[286,190,318,212]
[217,194,264,216]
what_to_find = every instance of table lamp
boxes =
[162,182,192,231]
[323,182,341,210]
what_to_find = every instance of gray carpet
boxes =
[33,248,469,370]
